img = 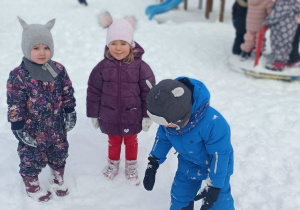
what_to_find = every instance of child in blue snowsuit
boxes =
[6,17,76,202]
[143,77,234,210]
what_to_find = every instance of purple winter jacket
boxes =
[86,42,156,136]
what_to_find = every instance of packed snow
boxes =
[0,0,300,209]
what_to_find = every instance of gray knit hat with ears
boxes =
[146,79,193,129]
[18,17,55,61]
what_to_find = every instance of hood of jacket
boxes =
[176,76,210,115]
[165,77,210,135]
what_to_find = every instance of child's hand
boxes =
[143,155,159,191]
[91,118,99,129]
[142,118,153,132]
[295,15,300,24]
[194,186,221,210]
[12,129,37,147]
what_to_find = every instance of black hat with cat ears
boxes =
[146,79,193,129]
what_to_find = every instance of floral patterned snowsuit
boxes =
[7,61,76,177]
[264,0,300,63]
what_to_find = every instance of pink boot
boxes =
[50,167,69,196]
[102,159,120,179]
[266,62,286,71]
[288,60,300,68]
[125,160,140,186]
[22,176,52,202]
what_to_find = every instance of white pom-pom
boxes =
[171,87,184,97]
[98,11,113,28]
[125,16,137,30]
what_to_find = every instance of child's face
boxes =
[164,124,178,128]
[108,40,131,60]
[164,119,189,129]
[30,44,51,64]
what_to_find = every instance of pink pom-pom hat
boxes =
[98,11,136,48]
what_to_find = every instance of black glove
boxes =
[143,155,159,191]
[64,111,77,132]
[194,186,221,210]
[12,129,37,147]
[78,0,88,6]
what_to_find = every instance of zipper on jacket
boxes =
[118,61,122,134]
[214,152,218,174]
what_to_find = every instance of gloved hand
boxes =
[64,111,77,132]
[295,15,300,24]
[143,155,159,191]
[194,186,221,210]
[12,129,37,147]
[91,118,99,129]
[142,118,153,132]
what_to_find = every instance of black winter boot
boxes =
[240,51,251,60]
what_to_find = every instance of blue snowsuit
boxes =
[149,77,234,210]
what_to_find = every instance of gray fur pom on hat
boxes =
[18,17,55,61]
[146,79,193,129]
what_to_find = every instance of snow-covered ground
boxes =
[0,0,300,209]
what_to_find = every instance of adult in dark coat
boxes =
[288,24,300,67]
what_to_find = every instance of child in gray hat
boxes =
[6,17,76,202]
[143,77,234,210]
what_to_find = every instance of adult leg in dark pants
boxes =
[288,24,300,66]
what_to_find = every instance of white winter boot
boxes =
[102,159,120,179]
[125,160,140,186]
